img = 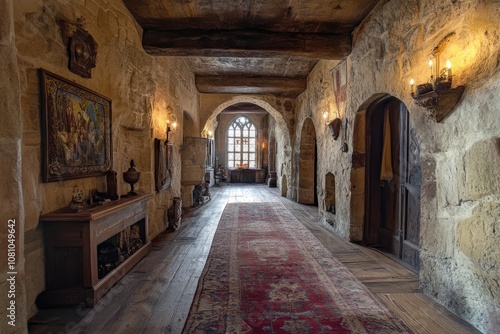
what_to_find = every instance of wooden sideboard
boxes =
[36,193,152,308]
[228,168,266,183]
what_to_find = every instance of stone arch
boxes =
[202,96,292,190]
[202,97,289,141]
[350,94,422,271]
[298,117,317,205]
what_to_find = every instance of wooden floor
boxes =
[29,184,479,334]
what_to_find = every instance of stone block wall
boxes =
[11,0,198,322]
[292,1,500,332]
[0,0,27,332]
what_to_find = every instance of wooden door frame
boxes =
[364,94,393,246]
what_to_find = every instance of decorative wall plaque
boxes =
[60,18,97,78]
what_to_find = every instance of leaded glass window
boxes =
[227,116,256,168]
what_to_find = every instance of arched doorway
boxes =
[364,97,422,270]
[298,118,317,205]
[202,96,293,192]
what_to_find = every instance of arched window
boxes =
[227,116,256,168]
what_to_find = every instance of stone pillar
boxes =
[0,0,27,332]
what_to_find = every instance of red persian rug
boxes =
[183,202,412,333]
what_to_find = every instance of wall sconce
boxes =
[165,119,177,144]
[322,111,330,125]
[327,118,342,140]
[410,33,465,122]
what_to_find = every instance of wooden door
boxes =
[399,108,422,270]
[365,98,421,270]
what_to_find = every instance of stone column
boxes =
[0,0,27,333]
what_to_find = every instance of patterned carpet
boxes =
[183,202,412,333]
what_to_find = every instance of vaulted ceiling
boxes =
[123,0,381,98]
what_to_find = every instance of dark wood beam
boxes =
[195,76,306,97]
[143,29,351,59]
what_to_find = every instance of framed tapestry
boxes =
[154,139,173,192]
[40,69,112,182]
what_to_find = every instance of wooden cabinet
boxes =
[228,168,266,183]
[36,194,152,308]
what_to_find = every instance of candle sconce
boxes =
[410,33,465,122]
[323,111,341,140]
[327,118,342,140]
[165,119,177,144]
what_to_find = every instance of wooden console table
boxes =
[36,193,152,308]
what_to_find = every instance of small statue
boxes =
[69,187,86,211]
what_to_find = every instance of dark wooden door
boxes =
[399,107,422,270]
[365,98,421,270]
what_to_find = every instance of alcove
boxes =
[324,172,336,214]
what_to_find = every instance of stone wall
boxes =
[12,0,198,321]
[293,60,353,239]
[0,0,27,332]
[293,0,500,332]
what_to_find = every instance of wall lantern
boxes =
[410,32,465,122]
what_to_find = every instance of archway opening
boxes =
[298,118,317,205]
[324,172,336,214]
[364,96,422,270]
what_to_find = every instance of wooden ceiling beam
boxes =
[143,29,351,59]
[195,76,306,97]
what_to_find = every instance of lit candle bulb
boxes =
[428,59,433,80]
[446,60,452,82]
[323,111,329,121]
[410,78,414,94]
[172,121,177,130]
